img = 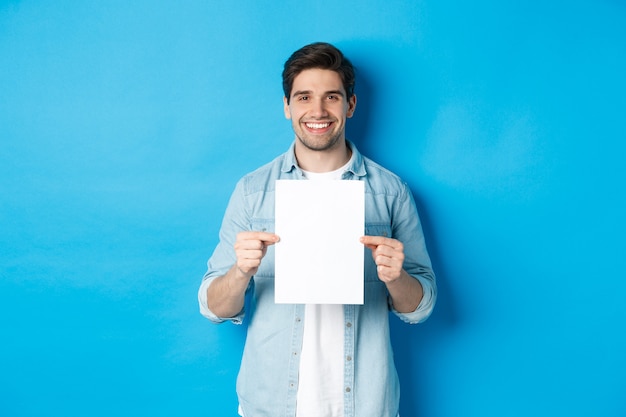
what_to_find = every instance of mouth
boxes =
[304,121,332,132]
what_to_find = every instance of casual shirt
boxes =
[198,141,436,417]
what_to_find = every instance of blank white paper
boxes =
[274,179,364,304]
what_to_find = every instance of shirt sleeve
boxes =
[389,182,437,325]
[197,275,246,324]
[389,271,436,324]
[197,178,250,324]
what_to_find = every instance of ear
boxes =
[283,96,291,119]
[346,94,357,118]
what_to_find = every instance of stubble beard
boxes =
[294,123,344,152]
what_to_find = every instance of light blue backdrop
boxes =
[1,1,625,416]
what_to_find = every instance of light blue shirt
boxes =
[198,141,436,417]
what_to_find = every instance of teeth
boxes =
[306,122,330,129]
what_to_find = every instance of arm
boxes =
[207,231,279,318]
[360,236,423,313]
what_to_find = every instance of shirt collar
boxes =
[280,140,367,178]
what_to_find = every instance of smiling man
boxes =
[198,42,436,417]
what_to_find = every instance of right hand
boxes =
[234,231,280,280]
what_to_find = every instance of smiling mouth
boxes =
[305,122,331,129]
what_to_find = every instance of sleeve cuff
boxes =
[198,276,245,325]
[390,275,436,324]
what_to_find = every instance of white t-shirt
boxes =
[296,303,345,416]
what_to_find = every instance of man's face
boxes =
[283,68,356,152]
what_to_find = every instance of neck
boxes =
[294,139,352,173]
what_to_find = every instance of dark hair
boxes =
[282,42,355,103]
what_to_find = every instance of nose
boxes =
[310,98,328,118]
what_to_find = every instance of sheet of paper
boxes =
[274,179,364,304]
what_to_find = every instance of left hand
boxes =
[360,235,405,283]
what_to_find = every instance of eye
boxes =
[298,95,309,101]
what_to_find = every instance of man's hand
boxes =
[207,231,279,319]
[360,235,423,313]
[360,235,405,283]
[234,231,280,280]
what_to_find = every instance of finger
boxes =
[237,247,266,259]
[238,258,260,270]
[236,258,262,277]
[376,263,394,274]
[372,244,395,257]
[236,234,279,249]
[238,231,280,244]
[235,240,265,252]
[376,248,405,266]
[362,243,377,252]
[374,252,403,269]
[360,235,403,251]
[236,248,266,275]
[375,264,402,282]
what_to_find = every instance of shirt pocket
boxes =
[250,218,275,234]
[365,223,392,238]
[250,218,275,278]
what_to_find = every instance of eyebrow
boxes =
[291,89,345,98]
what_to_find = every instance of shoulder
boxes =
[235,153,287,196]
[362,155,410,197]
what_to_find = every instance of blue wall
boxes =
[1,1,625,416]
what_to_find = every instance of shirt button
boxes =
[345,387,351,393]
[346,322,352,328]
[346,356,352,361]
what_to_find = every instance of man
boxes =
[198,42,436,417]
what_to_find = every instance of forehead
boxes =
[291,68,345,95]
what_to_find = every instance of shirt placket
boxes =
[285,304,305,417]
[343,304,356,417]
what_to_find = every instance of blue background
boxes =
[1,1,625,416]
